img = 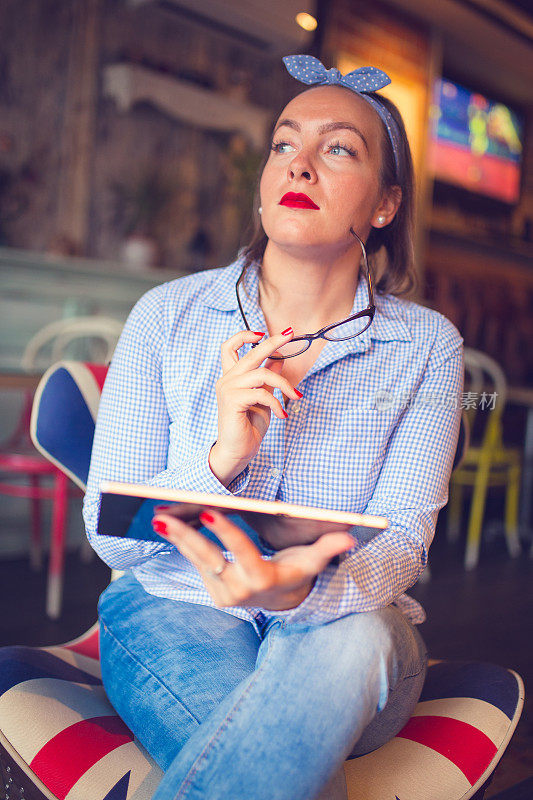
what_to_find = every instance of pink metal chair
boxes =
[0,318,122,618]
[0,394,67,573]
[0,398,75,616]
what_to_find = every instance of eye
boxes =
[271,140,295,154]
[327,140,358,157]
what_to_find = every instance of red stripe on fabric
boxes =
[63,627,100,660]
[85,363,108,391]
[30,716,133,799]
[397,715,497,785]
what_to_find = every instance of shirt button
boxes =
[292,403,300,414]
[270,467,281,478]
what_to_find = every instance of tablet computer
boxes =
[97,481,389,550]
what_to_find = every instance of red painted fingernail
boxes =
[253,331,265,336]
[200,511,216,525]
[283,410,289,418]
[152,520,168,535]
[281,327,293,336]
[294,389,303,398]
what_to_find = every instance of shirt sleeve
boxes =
[82,283,250,571]
[271,318,464,626]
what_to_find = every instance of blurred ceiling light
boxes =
[295,12,317,31]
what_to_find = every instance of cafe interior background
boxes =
[0,0,532,797]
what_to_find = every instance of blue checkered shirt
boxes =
[83,254,464,633]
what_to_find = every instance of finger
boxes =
[235,367,301,400]
[153,514,261,611]
[153,514,229,573]
[261,355,285,392]
[228,386,287,419]
[220,330,267,374]
[264,355,285,374]
[231,330,295,375]
[295,533,355,577]
[199,509,265,574]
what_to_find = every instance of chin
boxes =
[266,218,340,249]
[266,225,329,249]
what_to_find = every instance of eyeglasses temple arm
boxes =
[236,268,252,331]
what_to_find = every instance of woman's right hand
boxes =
[209,328,302,486]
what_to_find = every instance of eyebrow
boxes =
[272,119,369,154]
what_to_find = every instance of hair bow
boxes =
[282,55,391,94]
[282,54,401,176]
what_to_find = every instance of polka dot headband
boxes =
[282,55,402,176]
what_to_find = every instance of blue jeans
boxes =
[98,572,427,800]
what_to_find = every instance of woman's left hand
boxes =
[151,510,355,611]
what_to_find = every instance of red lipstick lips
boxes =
[279,192,320,210]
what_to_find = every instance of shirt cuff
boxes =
[227,466,251,495]
[171,442,251,496]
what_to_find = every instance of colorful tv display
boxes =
[429,78,524,204]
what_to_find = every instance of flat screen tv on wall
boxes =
[429,78,524,204]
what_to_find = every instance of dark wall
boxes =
[0,0,293,269]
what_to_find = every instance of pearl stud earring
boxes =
[258,207,262,215]
[377,215,386,225]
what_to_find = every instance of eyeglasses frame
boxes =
[235,228,376,360]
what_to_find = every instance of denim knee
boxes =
[346,606,428,756]
[348,656,427,757]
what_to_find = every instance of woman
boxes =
[83,56,464,800]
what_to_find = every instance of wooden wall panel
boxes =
[424,232,533,385]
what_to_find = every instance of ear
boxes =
[372,185,402,229]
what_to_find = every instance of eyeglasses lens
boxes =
[323,315,372,341]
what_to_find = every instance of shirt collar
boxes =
[198,254,247,312]
[199,253,413,347]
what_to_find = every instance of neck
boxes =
[258,240,362,335]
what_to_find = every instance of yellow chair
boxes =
[447,348,522,569]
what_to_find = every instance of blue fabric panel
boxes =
[0,647,102,695]
[35,368,95,486]
[102,771,131,800]
[421,661,519,720]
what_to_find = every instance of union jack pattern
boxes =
[0,624,163,800]
[0,631,522,800]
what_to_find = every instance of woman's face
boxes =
[259,85,398,258]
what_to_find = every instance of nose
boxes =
[287,149,317,183]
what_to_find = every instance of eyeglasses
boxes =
[236,228,375,359]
